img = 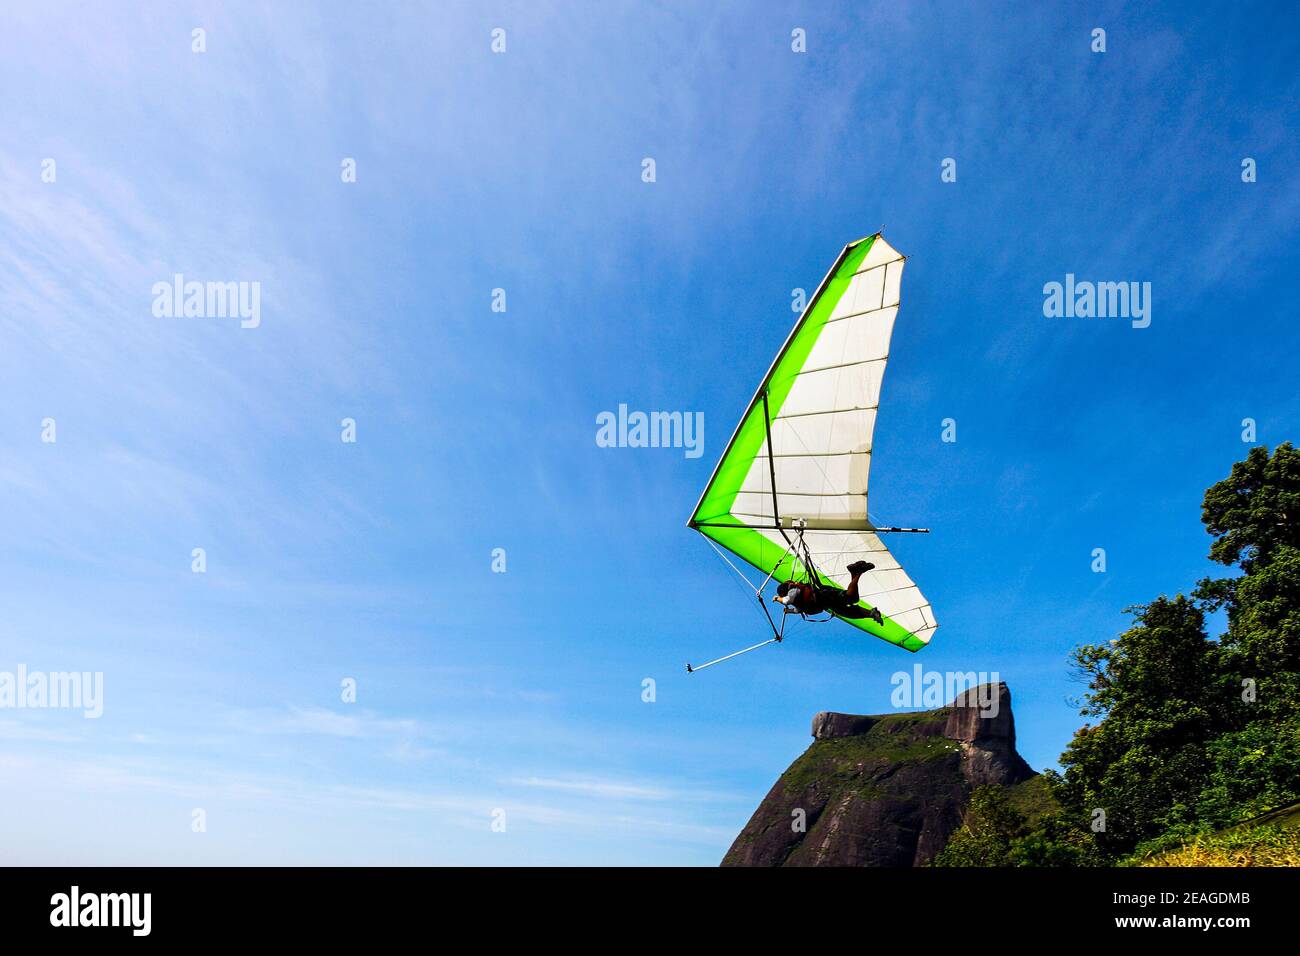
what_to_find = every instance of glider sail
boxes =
[688,234,937,652]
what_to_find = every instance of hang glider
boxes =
[686,233,936,670]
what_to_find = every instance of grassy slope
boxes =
[1003,774,1057,825]
[778,710,959,795]
[1132,826,1300,867]
[1128,801,1300,867]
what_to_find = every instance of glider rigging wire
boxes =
[685,233,937,672]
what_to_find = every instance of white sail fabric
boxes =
[729,236,935,644]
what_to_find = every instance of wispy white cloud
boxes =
[0,719,86,743]
[220,705,445,764]
[507,775,675,801]
[0,751,738,860]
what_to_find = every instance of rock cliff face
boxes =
[722,682,1036,866]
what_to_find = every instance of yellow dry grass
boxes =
[1135,825,1300,867]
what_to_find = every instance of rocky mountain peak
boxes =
[723,682,1037,866]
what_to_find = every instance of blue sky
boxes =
[1,2,1298,865]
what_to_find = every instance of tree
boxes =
[1193,443,1300,826]
[1198,443,1300,702]
[1051,444,1300,857]
[932,786,1025,867]
[1055,596,1214,857]
[1200,442,1300,572]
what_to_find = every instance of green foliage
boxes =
[1127,824,1300,867]
[1196,717,1300,827]
[1009,813,1105,867]
[1046,444,1300,864]
[1055,596,1216,857]
[928,445,1300,866]
[933,781,1103,867]
[932,786,1025,866]
[1198,442,1300,718]
[1002,773,1058,825]
[1124,821,1215,862]
[778,713,960,795]
[1200,442,1300,571]
[1208,545,1300,714]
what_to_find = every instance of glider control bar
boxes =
[687,636,781,674]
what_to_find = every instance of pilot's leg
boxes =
[844,560,874,602]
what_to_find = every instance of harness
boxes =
[784,525,836,621]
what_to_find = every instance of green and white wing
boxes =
[688,234,936,652]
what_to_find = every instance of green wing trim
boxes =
[688,235,927,653]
